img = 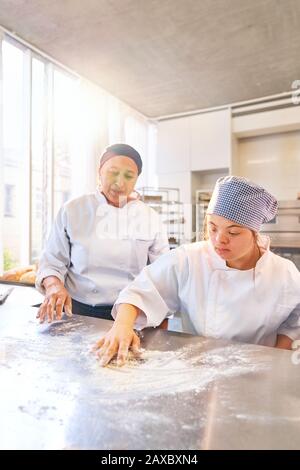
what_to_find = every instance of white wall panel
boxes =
[190,109,231,171]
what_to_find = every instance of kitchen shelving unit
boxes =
[138,187,185,248]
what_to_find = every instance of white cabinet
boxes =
[190,109,231,171]
[232,106,300,137]
[157,109,231,174]
[157,117,190,174]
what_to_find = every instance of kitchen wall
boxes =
[235,130,300,200]
[156,109,231,241]
[156,99,300,241]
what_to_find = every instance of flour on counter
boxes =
[86,343,270,400]
[0,317,271,406]
[0,315,276,451]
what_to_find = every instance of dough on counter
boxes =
[106,349,145,369]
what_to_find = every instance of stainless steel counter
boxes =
[1,298,300,450]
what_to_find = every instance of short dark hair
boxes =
[100,143,142,175]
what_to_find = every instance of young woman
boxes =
[94,176,300,366]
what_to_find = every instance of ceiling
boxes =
[0,0,300,118]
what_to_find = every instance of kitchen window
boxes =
[4,184,15,217]
[0,33,154,271]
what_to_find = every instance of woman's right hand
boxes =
[93,304,141,367]
[37,276,72,323]
[93,322,141,367]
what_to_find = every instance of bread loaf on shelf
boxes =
[19,271,36,284]
[1,265,36,283]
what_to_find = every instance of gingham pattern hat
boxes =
[207,176,278,231]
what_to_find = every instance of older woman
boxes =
[95,176,300,366]
[36,143,169,322]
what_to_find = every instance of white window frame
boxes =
[0,34,76,268]
[0,30,4,273]
[0,30,153,271]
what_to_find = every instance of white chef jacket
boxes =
[36,190,169,305]
[113,238,300,346]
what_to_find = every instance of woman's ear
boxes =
[202,215,208,240]
[97,168,102,187]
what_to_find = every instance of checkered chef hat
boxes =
[207,176,278,231]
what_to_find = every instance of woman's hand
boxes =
[93,304,141,367]
[93,323,141,367]
[37,276,72,323]
[275,334,293,350]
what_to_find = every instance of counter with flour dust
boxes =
[0,303,299,450]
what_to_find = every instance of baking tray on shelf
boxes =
[0,279,35,287]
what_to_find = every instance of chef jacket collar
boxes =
[95,187,140,207]
[95,188,108,204]
[207,235,271,272]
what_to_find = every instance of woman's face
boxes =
[207,214,256,263]
[99,156,139,206]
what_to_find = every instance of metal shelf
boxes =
[138,186,185,247]
[195,189,213,242]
